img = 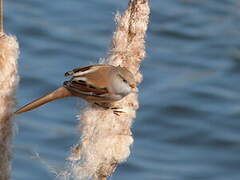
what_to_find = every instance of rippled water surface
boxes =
[6,0,240,179]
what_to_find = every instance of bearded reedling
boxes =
[15,64,136,115]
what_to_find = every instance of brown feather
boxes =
[75,65,115,89]
[70,81,108,95]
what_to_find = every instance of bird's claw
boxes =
[0,33,6,39]
[113,110,124,116]
[94,103,125,116]
[94,103,109,110]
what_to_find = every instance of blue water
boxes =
[6,0,240,179]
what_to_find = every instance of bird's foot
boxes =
[111,107,125,116]
[0,33,6,39]
[94,103,125,116]
[94,103,110,110]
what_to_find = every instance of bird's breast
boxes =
[113,80,132,97]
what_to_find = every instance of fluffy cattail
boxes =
[0,35,19,180]
[64,0,150,179]
[0,0,19,179]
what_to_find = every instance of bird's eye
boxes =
[123,79,127,83]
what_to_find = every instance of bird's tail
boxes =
[15,86,72,114]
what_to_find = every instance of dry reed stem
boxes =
[0,0,3,34]
[66,0,150,179]
[0,35,19,180]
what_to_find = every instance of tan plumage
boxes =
[15,64,136,114]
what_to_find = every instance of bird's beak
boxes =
[130,84,136,88]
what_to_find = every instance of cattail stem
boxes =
[0,0,3,34]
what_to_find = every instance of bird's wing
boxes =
[65,65,94,76]
[63,80,109,98]
[63,81,121,102]
[65,64,116,90]
[65,64,110,76]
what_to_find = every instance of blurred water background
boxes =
[6,0,240,179]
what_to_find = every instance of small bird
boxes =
[15,64,136,114]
